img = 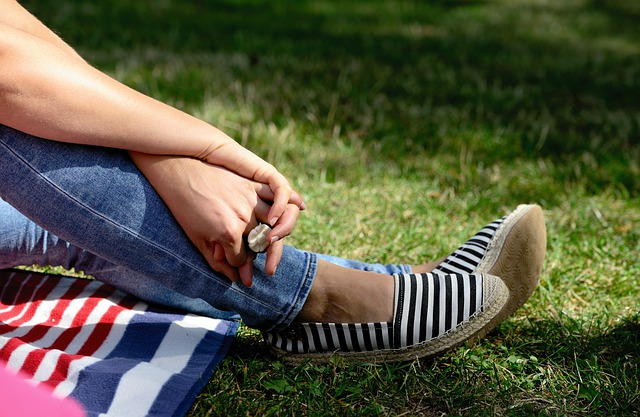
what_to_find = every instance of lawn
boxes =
[21,0,639,415]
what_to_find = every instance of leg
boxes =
[0,125,422,332]
[266,269,511,364]
[267,209,547,363]
[312,253,412,275]
[0,196,236,318]
[0,125,544,362]
[0,125,313,330]
[413,205,547,331]
[0,196,408,320]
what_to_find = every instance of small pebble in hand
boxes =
[248,224,271,253]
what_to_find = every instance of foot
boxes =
[414,204,547,329]
[265,272,509,365]
[265,205,545,365]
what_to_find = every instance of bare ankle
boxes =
[297,261,394,324]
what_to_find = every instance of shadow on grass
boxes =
[497,312,640,414]
[22,0,640,193]
[509,312,639,362]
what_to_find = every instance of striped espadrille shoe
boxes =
[265,272,508,364]
[431,204,546,332]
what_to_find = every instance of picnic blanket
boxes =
[0,269,238,417]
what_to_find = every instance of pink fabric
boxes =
[0,365,85,417]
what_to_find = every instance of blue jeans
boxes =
[0,125,411,331]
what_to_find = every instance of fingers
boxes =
[264,239,284,276]
[267,203,300,245]
[203,142,306,215]
[266,180,305,227]
[248,186,300,236]
[249,199,272,233]
[195,163,303,284]
[213,198,279,284]
[216,196,272,271]
[238,258,254,287]
[256,186,305,231]
[261,204,300,275]
[202,242,240,284]
[201,239,255,287]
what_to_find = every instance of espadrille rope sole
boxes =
[472,204,546,341]
[266,273,509,365]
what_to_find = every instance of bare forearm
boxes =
[0,0,83,60]
[0,3,306,224]
[0,23,228,157]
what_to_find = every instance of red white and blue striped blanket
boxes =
[0,270,238,417]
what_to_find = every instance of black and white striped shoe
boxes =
[265,272,508,364]
[431,216,506,275]
[431,204,546,331]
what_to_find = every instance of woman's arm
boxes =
[0,1,217,156]
[0,20,303,217]
[0,1,305,279]
[0,1,214,157]
[0,0,84,60]
[0,22,223,157]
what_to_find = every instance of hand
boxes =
[130,152,301,286]
[197,140,306,228]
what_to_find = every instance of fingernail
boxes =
[269,217,278,226]
[300,201,307,210]
[270,236,280,244]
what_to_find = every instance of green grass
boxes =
[21,0,640,415]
